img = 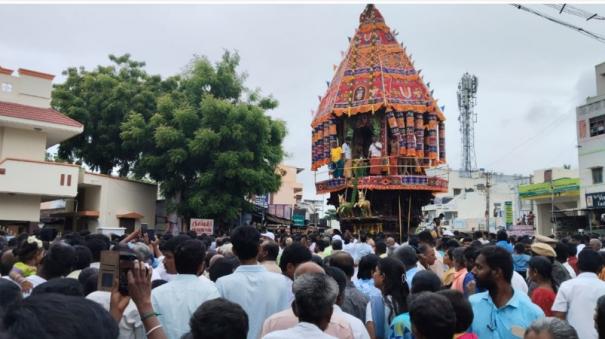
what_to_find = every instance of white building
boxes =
[0,65,157,236]
[423,168,531,233]
[577,61,605,231]
[0,66,83,233]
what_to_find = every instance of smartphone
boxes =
[98,250,137,295]
[141,223,148,234]
[147,229,156,241]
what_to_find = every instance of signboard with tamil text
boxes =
[190,218,214,235]
[508,224,534,237]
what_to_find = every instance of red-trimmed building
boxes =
[311,5,448,236]
[0,66,157,235]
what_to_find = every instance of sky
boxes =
[1,3,605,205]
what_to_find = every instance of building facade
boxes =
[0,65,157,235]
[423,168,531,233]
[519,167,580,236]
[0,66,83,231]
[577,61,605,232]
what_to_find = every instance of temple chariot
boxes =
[311,4,448,238]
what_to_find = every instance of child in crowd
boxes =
[9,236,44,292]
[512,242,530,279]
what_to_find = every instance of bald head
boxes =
[294,261,325,279]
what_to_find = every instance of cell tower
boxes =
[457,73,479,175]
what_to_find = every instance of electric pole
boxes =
[484,171,491,232]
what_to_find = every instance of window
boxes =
[453,188,462,196]
[593,167,604,184]
[590,115,605,137]
[1,82,12,93]
[544,169,552,182]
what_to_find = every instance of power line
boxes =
[484,108,575,168]
[511,4,605,44]
[544,4,605,21]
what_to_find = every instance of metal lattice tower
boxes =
[457,73,479,174]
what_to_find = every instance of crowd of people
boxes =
[2,226,605,339]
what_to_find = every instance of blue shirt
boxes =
[469,290,544,339]
[388,312,412,339]
[151,274,220,339]
[354,278,382,300]
[496,240,514,254]
[512,253,530,272]
[405,267,419,290]
[216,264,290,339]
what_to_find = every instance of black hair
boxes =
[411,270,442,294]
[436,290,473,334]
[175,239,206,275]
[40,242,76,279]
[15,238,42,262]
[261,241,280,261]
[310,254,324,268]
[528,256,556,291]
[32,278,84,297]
[72,245,93,271]
[325,266,347,298]
[567,242,578,257]
[554,243,569,263]
[375,241,387,255]
[360,232,368,243]
[377,257,409,322]
[578,249,603,274]
[160,234,191,253]
[85,238,109,262]
[0,250,16,276]
[209,257,239,282]
[463,246,480,272]
[332,239,343,250]
[409,292,456,339]
[445,239,460,250]
[204,250,217,270]
[78,267,98,296]
[3,293,119,339]
[496,230,508,242]
[597,295,605,339]
[230,226,260,260]
[479,246,513,283]
[190,298,248,339]
[39,228,58,243]
[417,230,434,245]
[328,252,355,278]
[152,280,167,289]
[514,243,526,254]
[357,254,379,280]
[279,243,312,273]
[0,278,21,310]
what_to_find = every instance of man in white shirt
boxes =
[263,272,339,339]
[368,136,383,175]
[152,239,220,339]
[216,226,290,339]
[342,136,353,178]
[552,249,605,339]
[151,235,190,282]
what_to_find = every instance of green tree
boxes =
[51,54,164,175]
[121,52,286,225]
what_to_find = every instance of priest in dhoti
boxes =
[342,136,352,178]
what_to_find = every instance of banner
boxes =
[505,201,513,227]
[190,218,214,235]
[508,224,534,237]
[587,192,605,209]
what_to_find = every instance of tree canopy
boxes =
[120,52,286,224]
[52,54,164,175]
